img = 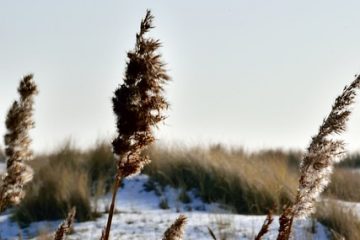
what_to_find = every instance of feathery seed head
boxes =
[0,74,38,212]
[277,76,360,240]
[292,76,360,218]
[54,207,76,240]
[112,10,169,178]
[162,215,187,240]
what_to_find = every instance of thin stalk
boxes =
[103,174,122,240]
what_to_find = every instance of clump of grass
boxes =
[159,198,169,209]
[338,153,360,168]
[178,189,191,204]
[316,201,360,240]
[0,74,38,212]
[12,140,117,226]
[102,9,170,239]
[145,145,298,214]
[13,144,92,226]
[85,141,116,193]
[0,147,5,162]
[326,168,360,202]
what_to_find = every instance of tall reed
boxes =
[276,76,360,240]
[102,9,170,239]
[0,74,38,212]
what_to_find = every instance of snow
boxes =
[0,162,6,174]
[0,175,330,239]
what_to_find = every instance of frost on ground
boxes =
[0,174,330,239]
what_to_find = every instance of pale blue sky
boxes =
[1,0,360,152]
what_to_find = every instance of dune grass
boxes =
[338,153,360,168]
[0,147,4,162]
[13,141,115,227]
[11,139,360,236]
[144,145,299,214]
[316,201,360,240]
[326,168,360,202]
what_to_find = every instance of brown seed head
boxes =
[0,74,38,212]
[54,207,76,240]
[112,10,170,178]
[162,215,187,240]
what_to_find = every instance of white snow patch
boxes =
[0,162,6,174]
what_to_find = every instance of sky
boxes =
[1,0,360,153]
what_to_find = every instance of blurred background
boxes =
[2,0,360,153]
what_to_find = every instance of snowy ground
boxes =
[0,175,330,239]
[0,162,6,174]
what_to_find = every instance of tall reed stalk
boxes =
[0,74,38,212]
[276,76,360,240]
[101,10,170,240]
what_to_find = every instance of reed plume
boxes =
[102,9,170,240]
[0,74,38,212]
[162,215,187,240]
[54,207,76,240]
[277,76,360,240]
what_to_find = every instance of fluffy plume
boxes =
[294,77,360,217]
[0,74,38,212]
[277,76,360,239]
[162,215,187,240]
[54,207,76,240]
[112,9,170,178]
[102,10,170,240]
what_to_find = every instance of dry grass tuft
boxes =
[0,147,5,162]
[13,144,92,226]
[0,74,38,212]
[316,201,360,240]
[326,168,360,202]
[145,145,298,214]
[162,215,187,240]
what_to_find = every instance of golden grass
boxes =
[145,145,299,214]
[8,139,360,240]
[13,142,113,226]
[326,168,360,202]
[316,201,360,240]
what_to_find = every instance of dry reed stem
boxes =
[0,74,38,212]
[277,76,360,240]
[255,210,274,240]
[54,207,76,240]
[207,226,217,240]
[102,9,170,240]
[162,215,187,240]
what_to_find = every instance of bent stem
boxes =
[103,173,122,240]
